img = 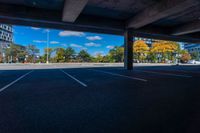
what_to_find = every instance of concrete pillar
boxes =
[124,29,133,70]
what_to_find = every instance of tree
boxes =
[5,44,27,63]
[0,54,3,63]
[180,50,191,63]
[108,46,124,62]
[133,40,149,62]
[17,49,27,63]
[190,51,199,60]
[151,40,179,63]
[102,54,113,63]
[26,44,40,63]
[94,53,104,63]
[55,48,65,62]
[44,48,54,61]
[77,50,91,62]
[54,47,76,63]
[41,48,55,63]
[64,47,76,62]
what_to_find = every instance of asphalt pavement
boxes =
[0,65,200,133]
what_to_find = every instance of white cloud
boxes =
[59,31,85,37]
[106,45,115,49]
[33,40,46,43]
[85,42,101,47]
[70,44,87,50]
[70,44,82,48]
[31,27,41,30]
[50,41,59,44]
[86,36,102,41]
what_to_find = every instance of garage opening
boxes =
[0,0,200,132]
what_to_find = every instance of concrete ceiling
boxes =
[0,0,64,10]
[0,0,199,43]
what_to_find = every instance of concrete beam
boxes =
[172,21,200,35]
[124,29,133,70]
[131,31,200,43]
[127,0,199,28]
[0,2,199,43]
[0,3,124,35]
[0,15,124,35]
[62,0,88,22]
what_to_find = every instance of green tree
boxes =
[94,53,104,63]
[77,50,91,62]
[55,48,65,62]
[108,46,124,62]
[17,49,27,63]
[64,47,76,62]
[190,51,199,60]
[5,44,27,63]
[26,44,40,63]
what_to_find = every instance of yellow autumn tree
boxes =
[151,40,179,62]
[133,40,149,62]
[151,41,178,53]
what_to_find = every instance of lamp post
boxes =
[46,29,49,64]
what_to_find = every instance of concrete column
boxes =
[124,29,133,70]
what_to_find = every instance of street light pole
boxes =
[46,29,49,64]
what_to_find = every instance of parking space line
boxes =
[0,70,34,93]
[135,70,192,78]
[60,69,87,87]
[88,69,147,82]
[173,70,200,74]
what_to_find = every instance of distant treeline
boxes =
[0,40,198,63]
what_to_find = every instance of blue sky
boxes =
[13,25,124,56]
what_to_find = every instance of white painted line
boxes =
[60,69,87,87]
[173,70,200,74]
[88,69,147,82]
[135,70,192,78]
[0,70,34,93]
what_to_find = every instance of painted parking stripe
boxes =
[172,69,200,74]
[156,69,199,74]
[135,70,192,78]
[60,69,87,87]
[88,69,147,82]
[0,70,34,93]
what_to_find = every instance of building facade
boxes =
[184,44,200,60]
[0,24,13,48]
[134,37,155,47]
[0,24,13,62]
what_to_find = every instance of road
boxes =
[0,65,200,133]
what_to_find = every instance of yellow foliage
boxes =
[151,40,178,53]
[133,40,149,53]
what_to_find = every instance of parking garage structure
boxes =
[0,0,200,70]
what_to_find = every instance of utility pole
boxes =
[46,29,49,64]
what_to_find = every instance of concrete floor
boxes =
[0,65,199,133]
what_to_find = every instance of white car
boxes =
[188,60,200,64]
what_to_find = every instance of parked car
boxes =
[188,60,200,64]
